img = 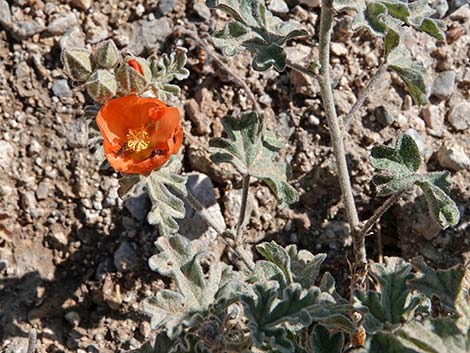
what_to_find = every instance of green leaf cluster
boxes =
[210,112,299,207]
[371,133,460,229]
[206,0,307,71]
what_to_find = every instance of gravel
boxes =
[431,70,456,100]
[448,101,470,131]
[437,145,470,171]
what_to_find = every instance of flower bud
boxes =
[94,39,119,69]
[61,48,94,82]
[115,56,151,94]
[86,69,117,104]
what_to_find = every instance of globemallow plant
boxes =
[60,0,467,352]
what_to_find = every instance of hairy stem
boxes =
[236,175,250,244]
[185,189,255,270]
[177,27,263,117]
[318,0,365,290]
[358,191,404,240]
[343,63,388,130]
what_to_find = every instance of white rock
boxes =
[448,101,470,131]
[437,145,470,171]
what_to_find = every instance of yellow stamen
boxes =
[126,127,150,152]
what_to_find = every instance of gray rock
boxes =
[431,0,449,18]
[431,70,456,99]
[193,2,210,19]
[159,0,176,14]
[64,311,80,326]
[48,13,78,35]
[59,26,86,49]
[374,106,396,126]
[66,119,88,148]
[36,180,50,200]
[0,140,14,171]
[404,129,425,155]
[127,18,171,55]
[11,21,45,40]
[124,183,151,221]
[20,191,37,210]
[0,259,7,271]
[71,0,92,10]
[177,173,225,240]
[268,0,289,13]
[448,101,470,131]
[0,0,12,27]
[421,105,444,131]
[437,145,470,171]
[52,79,71,97]
[448,0,469,14]
[28,139,42,155]
[114,242,138,272]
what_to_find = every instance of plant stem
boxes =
[318,0,366,290]
[357,191,404,240]
[27,329,37,353]
[185,189,255,270]
[343,63,388,130]
[236,175,250,244]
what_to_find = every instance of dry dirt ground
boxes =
[0,0,470,352]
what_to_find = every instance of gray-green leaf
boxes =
[210,112,298,206]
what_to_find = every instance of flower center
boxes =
[126,127,150,152]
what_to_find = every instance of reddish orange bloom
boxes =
[96,95,183,175]
[127,59,144,75]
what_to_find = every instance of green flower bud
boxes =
[115,56,151,94]
[94,39,119,69]
[86,69,117,104]
[61,48,94,82]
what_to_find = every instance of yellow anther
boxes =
[126,127,150,152]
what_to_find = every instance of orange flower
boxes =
[96,95,183,175]
[127,59,144,75]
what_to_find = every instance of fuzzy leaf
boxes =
[242,282,354,352]
[145,157,188,236]
[207,0,307,71]
[210,112,298,206]
[354,257,422,334]
[387,44,428,105]
[409,258,465,313]
[142,235,238,338]
[396,318,470,353]
[417,180,460,229]
[150,48,189,102]
[310,325,344,353]
[255,241,326,289]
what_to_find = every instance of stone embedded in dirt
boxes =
[66,119,89,148]
[36,180,50,200]
[193,1,210,19]
[113,241,138,272]
[20,191,37,210]
[47,13,78,35]
[177,172,225,241]
[431,70,456,99]
[11,21,45,40]
[432,0,449,18]
[0,1,12,27]
[159,0,177,14]
[27,139,42,156]
[448,101,470,131]
[0,140,14,171]
[331,42,348,57]
[437,144,470,171]
[185,98,211,135]
[374,106,396,126]
[127,18,171,55]
[64,311,81,327]
[268,0,289,13]
[52,79,72,98]
[421,105,444,132]
[59,26,86,49]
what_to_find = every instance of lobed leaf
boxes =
[145,157,188,236]
[210,112,298,206]
[310,325,344,353]
[207,0,307,71]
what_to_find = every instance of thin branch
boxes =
[358,191,404,240]
[177,27,263,117]
[343,63,388,131]
[318,0,365,292]
[286,59,320,81]
[185,189,255,270]
[236,175,250,244]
